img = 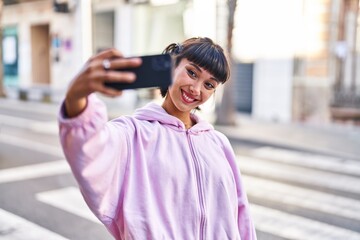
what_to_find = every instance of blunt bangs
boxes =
[183,43,230,84]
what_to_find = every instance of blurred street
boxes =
[1,98,360,240]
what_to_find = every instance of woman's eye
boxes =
[187,69,197,78]
[205,82,215,89]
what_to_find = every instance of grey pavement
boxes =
[1,95,360,161]
[216,113,360,161]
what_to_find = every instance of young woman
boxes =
[59,37,257,240]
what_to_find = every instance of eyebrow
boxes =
[189,63,219,82]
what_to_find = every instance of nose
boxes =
[189,82,201,96]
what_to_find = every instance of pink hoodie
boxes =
[59,94,257,240]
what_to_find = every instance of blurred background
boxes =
[1,0,360,240]
[1,0,360,124]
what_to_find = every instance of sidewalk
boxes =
[216,113,360,160]
[1,96,359,161]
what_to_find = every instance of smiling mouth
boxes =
[181,90,197,103]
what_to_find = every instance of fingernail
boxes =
[133,58,142,64]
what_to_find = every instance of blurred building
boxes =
[1,0,192,102]
[2,0,87,101]
[1,0,360,124]
[232,0,360,124]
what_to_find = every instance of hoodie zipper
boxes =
[187,130,206,240]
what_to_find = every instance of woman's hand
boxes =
[64,49,142,118]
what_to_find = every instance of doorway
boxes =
[30,24,50,85]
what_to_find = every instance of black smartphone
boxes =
[104,54,172,90]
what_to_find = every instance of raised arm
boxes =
[64,48,141,117]
[58,49,141,231]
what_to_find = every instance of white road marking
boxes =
[251,146,360,176]
[244,175,360,221]
[0,208,69,240]
[237,149,360,239]
[29,121,58,134]
[36,187,101,224]
[0,160,70,184]
[0,133,63,157]
[0,114,34,128]
[0,114,58,135]
[251,204,360,240]
[237,155,360,194]
[0,100,58,115]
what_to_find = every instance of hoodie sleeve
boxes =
[58,93,132,226]
[216,132,257,240]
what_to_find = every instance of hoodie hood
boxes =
[133,102,213,133]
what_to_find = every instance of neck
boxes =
[183,117,194,129]
[162,99,193,129]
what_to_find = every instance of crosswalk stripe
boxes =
[29,121,58,134]
[36,187,101,224]
[0,114,58,135]
[0,114,37,127]
[0,160,70,184]
[237,155,360,194]
[0,133,63,157]
[0,100,58,117]
[243,175,360,221]
[251,147,360,176]
[251,204,360,240]
[0,208,69,240]
[238,148,360,239]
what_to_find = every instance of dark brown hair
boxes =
[161,37,230,97]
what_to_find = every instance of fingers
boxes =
[93,57,142,87]
[108,57,142,70]
[90,47,142,72]
[101,71,137,83]
[87,69,136,96]
[92,48,123,61]
[68,49,143,99]
[95,57,142,73]
[98,85,124,97]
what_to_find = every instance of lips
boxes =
[181,90,197,103]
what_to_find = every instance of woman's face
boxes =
[163,58,219,116]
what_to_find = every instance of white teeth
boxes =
[182,91,194,102]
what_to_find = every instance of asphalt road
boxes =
[1,99,360,240]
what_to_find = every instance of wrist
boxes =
[64,95,88,118]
